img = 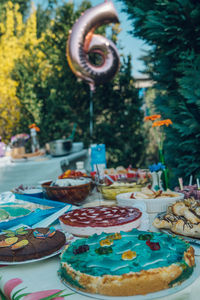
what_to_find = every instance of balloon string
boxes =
[90,89,93,140]
[89,84,95,141]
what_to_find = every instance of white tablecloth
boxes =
[0,191,200,299]
[0,149,88,193]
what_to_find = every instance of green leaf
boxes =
[40,290,75,300]
[12,287,27,300]
[0,290,7,300]
[14,293,31,300]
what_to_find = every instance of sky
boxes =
[34,0,150,77]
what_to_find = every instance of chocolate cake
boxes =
[0,227,66,262]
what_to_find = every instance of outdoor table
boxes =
[0,149,89,193]
[0,193,200,299]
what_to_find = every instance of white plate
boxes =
[116,192,184,213]
[0,247,63,265]
[58,259,200,299]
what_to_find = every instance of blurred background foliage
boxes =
[1,0,200,184]
[121,0,200,186]
[0,0,144,168]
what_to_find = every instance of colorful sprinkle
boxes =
[122,250,137,260]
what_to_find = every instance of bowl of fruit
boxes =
[58,169,95,191]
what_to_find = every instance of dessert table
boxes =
[1,192,200,300]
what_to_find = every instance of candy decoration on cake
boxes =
[146,240,160,251]
[0,227,66,262]
[122,250,137,260]
[33,227,56,239]
[0,237,18,248]
[3,227,28,237]
[11,239,29,250]
[95,246,113,255]
[138,233,153,240]
[73,245,89,255]
[100,238,113,247]
[0,237,28,250]
[107,233,122,240]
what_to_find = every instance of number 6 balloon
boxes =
[67,1,120,86]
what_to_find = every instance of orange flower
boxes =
[144,114,161,121]
[29,123,36,129]
[29,123,40,131]
[152,119,173,127]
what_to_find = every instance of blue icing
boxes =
[88,258,129,272]
[115,241,133,254]
[61,229,189,277]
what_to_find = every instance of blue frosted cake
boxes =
[59,229,195,296]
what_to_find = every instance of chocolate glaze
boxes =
[0,228,66,262]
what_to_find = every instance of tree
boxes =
[0,1,41,141]
[12,0,144,166]
[93,55,144,167]
[0,0,30,20]
[121,0,200,183]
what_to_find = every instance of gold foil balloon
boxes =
[67,1,120,86]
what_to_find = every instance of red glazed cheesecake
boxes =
[59,206,142,237]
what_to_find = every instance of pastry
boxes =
[153,198,200,238]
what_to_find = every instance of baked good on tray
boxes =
[59,206,142,236]
[153,198,200,238]
[0,227,66,262]
[59,229,195,296]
